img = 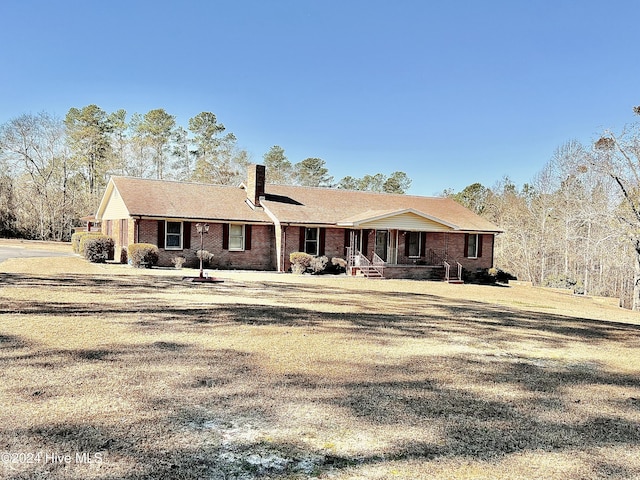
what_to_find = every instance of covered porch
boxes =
[345,238,463,283]
[339,209,483,282]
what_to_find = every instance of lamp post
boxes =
[196,223,209,278]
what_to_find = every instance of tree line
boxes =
[446,106,640,309]
[3,102,639,310]
[0,105,412,241]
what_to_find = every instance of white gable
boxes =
[99,185,130,220]
[358,211,454,231]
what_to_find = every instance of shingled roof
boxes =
[97,174,501,233]
[262,184,501,232]
[98,176,271,223]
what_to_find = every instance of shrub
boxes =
[310,255,328,274]
[329,257,347,274]
[82,235,114,263]
[120,247,128,264]
[78,232,107,257]
[73,231,103,254]
[172,256,186,269]
[290,252,312,274]
[71,232,86,253]
[470,267,517,285]
[128,243,159,268]
[196,250,214,267]
[495,268,517,284]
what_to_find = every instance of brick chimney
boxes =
[246,164,266,207]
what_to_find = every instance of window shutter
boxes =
[319,228,326,256]
[463,233,469,258]
[299,227,305,252]
[245,225,252,250]
[157,221,165,249]
[404,232,410,256]
[183,222,191,249]
[420,232,427,257]
[477,234,483,258]
[362,229,369,256]
[344,229,350,248]
[222,224,229,250]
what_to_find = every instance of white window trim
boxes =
[165,221,183,250]
[305,227,319,256]
[408,231,421,258]
[229,224,245,252]
[467,233,479,259]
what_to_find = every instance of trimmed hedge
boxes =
[82,235,115,263]
[290,252,313,274]
[72,231,104,254]
[289,253,348,275]
[78,232,108,257]
[128,243,159,268]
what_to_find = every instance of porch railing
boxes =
[371,253,386,276]
[346,247,385,277]
[444,260,463,282]
[425,248,444,266]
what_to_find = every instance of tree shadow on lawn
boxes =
[5,355,639,479]
[2,272,640,477]
[1,332,640,478]
[2,272,639,351]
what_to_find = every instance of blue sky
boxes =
[1,0,638,195]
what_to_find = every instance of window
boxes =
[304,227,319,255]
[407,231,421,257]
[375,230,388,261]
[466,233,479,258]
[229,224,245,251]
[166,221,183,249]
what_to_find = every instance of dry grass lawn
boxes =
[1,244,639,479]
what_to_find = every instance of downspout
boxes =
[282,225,287,272]
[261,203,284,272]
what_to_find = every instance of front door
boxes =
[375,230,388,261]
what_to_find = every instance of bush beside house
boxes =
[82,236,115,263]
[290,252,347,275]
[128,243,159,268]
[72,231,103,254]
[72,231,116,263]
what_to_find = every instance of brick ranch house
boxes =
[95,164,502,281]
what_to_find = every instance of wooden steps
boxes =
[351,266,385,278]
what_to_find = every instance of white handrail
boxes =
[372,253,385,266]
[444,260,463,282]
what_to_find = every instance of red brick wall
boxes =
[324,228,348,259]
[351,230,495,273]
[137,219,275,270]
[395,232,448,265]
[282,226,303,272]
[448,233,494,271]
[281,227,350,271]
[129,219,496,275]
